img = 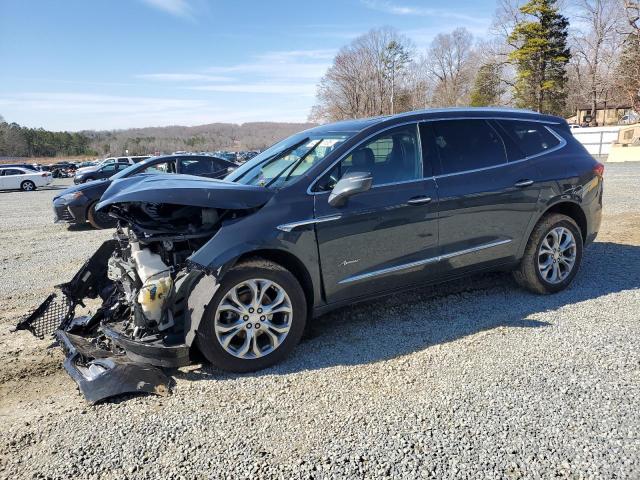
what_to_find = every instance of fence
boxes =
[571,126,621,161]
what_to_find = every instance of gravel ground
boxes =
[1,166,639,479]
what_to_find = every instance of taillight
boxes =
[41,173,47,177]
[593,162,604,177]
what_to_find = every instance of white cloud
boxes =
[136,73,232,82]
[140,0,194,19]
[189,83,317,96]
[360,0,489,24]
[0,92,312,130]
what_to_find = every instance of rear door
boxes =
[2,169,24,189]
[313,123,439,303]
[428,119,541,274]
[0,169,6,189]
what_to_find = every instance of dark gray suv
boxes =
[20,108,603,402]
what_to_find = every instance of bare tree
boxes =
[426,28,476,107]
[310,27,414,122]
[570,0,625,124]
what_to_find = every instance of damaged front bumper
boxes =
[56,329,173,404]
[15,239,197,404]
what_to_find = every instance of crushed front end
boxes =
[16,174,272,403]
[16,204,223,403]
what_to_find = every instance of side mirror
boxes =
[328,171,372,207]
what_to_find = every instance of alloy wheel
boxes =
[537,226,577,284]
[214,279,293,359]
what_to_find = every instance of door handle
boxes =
[514,179,534,188]
[407,196,432,205]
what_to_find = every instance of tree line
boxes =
[0,116,95,157]
[310,0,640,124]
[0,115,314,158]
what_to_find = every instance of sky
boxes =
[0,0,494,131]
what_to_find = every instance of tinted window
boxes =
[3,169,24,175]
[139,160,176,174]
[317,124,421,191]
[180,158,223,175]
[497,121,561,157]
[101,164,117,172]
[117,157,129,163]
[432,120,506,175]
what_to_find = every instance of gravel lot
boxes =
[1,165,639,479]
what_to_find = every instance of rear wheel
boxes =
[20,180,36,191]
[513,213,583,294]
[196,258,307,372]
[87,202,117,229]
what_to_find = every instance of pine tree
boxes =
[508,0,570,114]
[616,32,640,113]
[470,63,503,106]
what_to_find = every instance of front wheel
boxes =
[513,213,583,294]
[87,202,117,229]
[196,258,307,372]
[20,180,36,191]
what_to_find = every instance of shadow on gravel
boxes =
[175,241,640,382]
[66,223,95,232]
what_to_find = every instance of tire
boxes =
[20,180,36,191]
[513,213,583,294]
[196,258,307,373]
[87,202,117,229]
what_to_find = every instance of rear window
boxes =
[497,121,561,158]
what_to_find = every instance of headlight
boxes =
[60,191,85,202]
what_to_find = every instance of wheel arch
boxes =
[517,200,588,259]
[541,201,588,242]
[235,249,315,316]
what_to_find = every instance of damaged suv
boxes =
[18,108,603,402]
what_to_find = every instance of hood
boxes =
[96,174,273,211]
[75,166,100,175]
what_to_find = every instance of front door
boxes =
[313,123,439,303]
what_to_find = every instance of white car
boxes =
[75,156,149,175]
[0,167,52,191]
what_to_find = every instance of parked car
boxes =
[0,167,52,191]
[73,162,131,184]
[21,108,603,402]
[568,124,582,130]
[0,163,39,171]
[75,156,149,176]
[54,154,237,228]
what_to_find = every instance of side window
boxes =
[101,165,117,172]
[316,124,421,191]
[496,120,561,158]
[432,120,507,175]
[140,160,175,174]
[180,158,217,175]
[117,157,129,163]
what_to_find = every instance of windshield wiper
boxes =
[266,139,321,188]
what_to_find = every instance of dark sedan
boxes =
[53,154,236,228]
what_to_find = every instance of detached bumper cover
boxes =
[56,330,172,404]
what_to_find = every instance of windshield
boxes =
[226,132,352,188]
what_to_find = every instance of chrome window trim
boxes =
[307,117,567,194]
[277,214,342,232]
[338,238,512,284]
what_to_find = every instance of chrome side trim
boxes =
[277,214,342,232]
[338,238,512,284]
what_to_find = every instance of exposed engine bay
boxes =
[15,201,244,403]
